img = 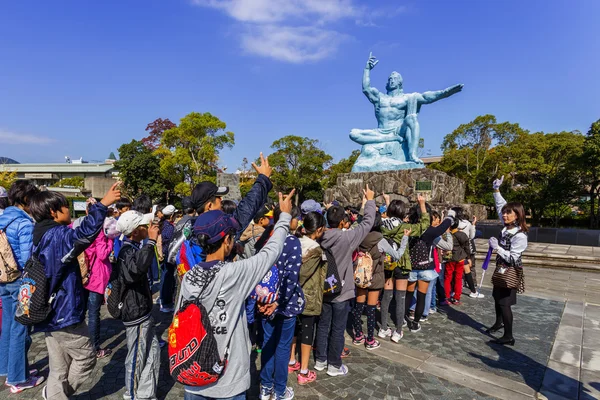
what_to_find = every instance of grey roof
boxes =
[1,163,116,173]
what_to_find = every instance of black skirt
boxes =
[493,286,517,306]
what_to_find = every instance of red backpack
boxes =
[168,263,230,386]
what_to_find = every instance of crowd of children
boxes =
[0,154,528,400]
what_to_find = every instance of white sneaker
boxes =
[469,292,485,299]
[326,364,348,377]
[160,306,175,313]
[391,330,403,343]
[429,308,437,314]
[314,360,327,371]
[378,328,392,338]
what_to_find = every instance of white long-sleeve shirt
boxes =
[494,191,528,265]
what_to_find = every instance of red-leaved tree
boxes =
[142,118,176,150]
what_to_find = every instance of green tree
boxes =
[51,177,85,188]
[267,135,333,204]
[434,114,528,204]
[115,140,171,200]
[156,112,234,195]
[323,150,360,189]
[581,119,600,228]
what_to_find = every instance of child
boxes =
[238,205,272,260]
[115,209,161,400]
[289,212,327,385]
[112,197,132,260]
[315,185,376,377]
[0,180,42,393]
[28,183,121,400]
[353,212,409,349]
[444,220,471,305]
[177,190,295,399]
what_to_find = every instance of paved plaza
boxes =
[2,258,600,399]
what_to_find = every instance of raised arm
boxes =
[419,83,463,104]
[363,53,381,104]
[492,176,507,221]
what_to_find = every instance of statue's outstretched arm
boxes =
[363,52,381,103]
[419,83,464,104]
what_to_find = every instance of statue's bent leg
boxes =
[405,114,423,163]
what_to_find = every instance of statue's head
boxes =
[386,71,403,92]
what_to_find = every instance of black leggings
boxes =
[494,302,514,339]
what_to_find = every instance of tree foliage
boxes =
[155,112,234,195]
[323,150,360,189]
[142,118,176,150]
[433,114,587,226]
[0,168,16,189]
[267,135,333,203]
[51,177,85,188]
[581,119,600,227]
[115,140,170,200]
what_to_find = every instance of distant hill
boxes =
[0,157,19,164]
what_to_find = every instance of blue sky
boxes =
[1,0,599,169]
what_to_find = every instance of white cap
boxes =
[116,210,154,236]
[162,205,177,216]
[0,186,7,198]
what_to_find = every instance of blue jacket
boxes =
[32,203,108,332]
[0,206,34,270]
[232,174,273,240]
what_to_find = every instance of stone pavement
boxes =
[2,264,600,400]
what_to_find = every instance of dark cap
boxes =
[182,196,194,210]
[193,210,240,243]
[190,182,229,212]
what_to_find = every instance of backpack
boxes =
[168,263,230,386]
[0,222,20,283]
[250,265,280,304]
[408,237,431,270]
[322,247,342,295]
[383,238,399,271]
[15,255,67,326]
[353,250,373,288]
[105,268,125,319]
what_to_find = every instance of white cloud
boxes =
[0,130,54,145]
[192,0,406,63]
[241,25,347,63]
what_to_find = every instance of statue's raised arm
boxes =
[418,83,464,104]
[362,52,381,103]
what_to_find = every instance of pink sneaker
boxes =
[288,361,300,373]
[297,370,317,385]
[9,375,45,394]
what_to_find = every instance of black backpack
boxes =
[15,255,67,326]
[408,237,432,271]
[105,266,126,319]
[322,247,343,295]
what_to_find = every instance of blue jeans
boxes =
[429,277,438,311]
[184,392,245,400]
[87,291,103,351]
[0,279,31,385]
[160,262,176,308]
[261,315,296,397]
[315,300,350,369]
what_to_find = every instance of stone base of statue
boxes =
[323,169,487,221]
[351,141,424,173]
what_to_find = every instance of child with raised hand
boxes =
[27,182,121,400]
[380,194,430,343]
[177,190,296,400]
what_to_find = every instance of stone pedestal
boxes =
[324,169,487,221]
[217,173,242,202]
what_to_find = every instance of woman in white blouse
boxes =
[486,176,528,346]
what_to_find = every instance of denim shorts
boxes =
[408,269,439,282]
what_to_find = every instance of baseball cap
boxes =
[193,210,240,244]
[162,205,177,216]
[190,182,229,211]
[301,199,322,214]
[182,196,194,211]
[0,186,7,198]
[116,210,154,236]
